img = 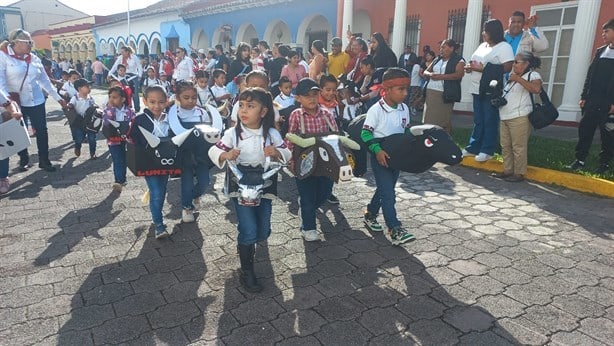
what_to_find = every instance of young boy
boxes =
[274,76,295,109]
[195,70,213,108]
[68,78,97,159]
[60,70,81,100]
[210,69,232,106]
[567,18,614,174]
[318,74,342,204]
[360,68,415,245]
[286,78,339,241]
[159,72,172,96]
[142,66,161,89]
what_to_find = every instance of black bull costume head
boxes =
[127,126,195,176]
[347,114,462,174]
[226,159,284,207]
[286,133,361,182]
[103,119,130,141]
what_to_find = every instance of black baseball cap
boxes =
[295,78,320,96]
[74,78,93,89]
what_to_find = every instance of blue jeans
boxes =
[295,176,334,231]
[367,154,401,229]
[95,73,103,86]
[144,175,169,226]
[132,77,141,112]
[71,128,97,156]
[0,158,8,179]
[466,94,500,156]
[108,143,127,184]
[232,198,272,245]
[17,103,50,163]
[180,160,210,209]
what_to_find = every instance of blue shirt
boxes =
[505,28,540,54]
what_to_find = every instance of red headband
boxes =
[382,77,410,89]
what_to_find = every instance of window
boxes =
[404,15,421,54]
[447,6,491,49]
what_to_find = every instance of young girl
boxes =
[208,87,291,292]
[102,86,136,192]
[67,78,97,159]
[142,66,162,89]
[168,81,223,223]
[195,70,212,108]
[273,76,295,109]
[128,85,173,239]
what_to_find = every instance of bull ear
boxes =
[262,165,282,181]
[108,119,120,128]
[226,160,243,180]
[338,136,361,150]
[285,133,316,148]
[171,129,192,146]
[410,124,440,136]
[138,126,160,148]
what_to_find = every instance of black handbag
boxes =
[529,87,559,129]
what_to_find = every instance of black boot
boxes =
[38,158,56,172]
[238,243,262,293]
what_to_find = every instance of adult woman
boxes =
[464,19,514,162]
[172,47,195,83]
[415,51,436,112]
[308,40,326,82]
[109,46,143,111]
[0,29,65,172]
[422,39,465,133]
[228,42,252,83]
[345,36,369,84]
[494,52,542,182]
[280,50,307,90]
[370,32,397,69]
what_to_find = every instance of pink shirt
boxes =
[91,60,105,74]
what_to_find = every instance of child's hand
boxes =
[263,145,279,159]
[222,149,241,162]
[376,150,390,167]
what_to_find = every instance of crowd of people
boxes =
[1,12,614,292]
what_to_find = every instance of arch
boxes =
[59,44,65,53]
[235,23,258,47]
[212,25,233,52]
[263,20,291,45]
[108,42,116,56]
[128,40,137,52]
[138,40,149,56]
[296,14,332,49]
[352,10,372,40]
[150,37,161,55]
[88,41,96,60]
[192,29,209,51]
[80,42,87,52]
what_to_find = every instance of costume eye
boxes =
[424,138,434,148]
[319,147,329,161]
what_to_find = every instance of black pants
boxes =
[575,108,614,164]
[18,103,50,165]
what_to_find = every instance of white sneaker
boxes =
[182,209,195,223]
[474,153,493,162]
[301,229,320,242]
[192,197,201,210]
[461,149,476,157]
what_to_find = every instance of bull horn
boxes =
[285,133,316,148]
[171,129,192,146]
[226,160,243,180]
[338,136,361,150]
[108,119,120,128]
[138,126,160,148]
[410,124,440,136]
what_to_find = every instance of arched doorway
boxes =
[150,38,161,55]
[296,14,332,51]
[236,23,258,48]
[192,29,210,50]
[352,10,372,40]
[264,20,291,45]
[72,43,79,61]
[212,25,233,52]
[138,39,149,56]
[88,41,95,60]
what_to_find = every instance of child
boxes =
[142,66,162,89]
[273,76,295,109]
[318,74,342,204]
[67,78,97,159]
[128,85,173,239]
[339,86,362,131]
[250,47,265,71]
[230,71,280,127]
[208,87,291,292]
[60,70,81,100]
[195,70,213,108]
[168,81,223,223]
[102,86,136,191]
[210,69,232,105]
[286,78,339,241]
[159,72,172,96]
[360,68,415,245]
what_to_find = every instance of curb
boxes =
[460,158,614,198]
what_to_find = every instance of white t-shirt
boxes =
[410,64,421,87]
[211,84,229,99]
[274,93,295,109]
[69,94,95,116]
[499,71,542,121]
[469,41,514,95]
[363,99,410,138]
[196,86,212,107]
[600,46,614,59]
[426,60,447,92]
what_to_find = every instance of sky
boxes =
[0,0,162,16]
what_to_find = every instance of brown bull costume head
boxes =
[286,133,361,182]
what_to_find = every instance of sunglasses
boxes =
[15,39,34,46]
[514,60,526,64]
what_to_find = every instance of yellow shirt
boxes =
[327,52,350,78]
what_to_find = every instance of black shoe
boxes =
[17,164,30,172]
[566,159,585,171]
[327,194,340,204]
[595,163,610,175]
[38,161,57,172]
[238,244,262,293]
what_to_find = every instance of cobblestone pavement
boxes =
[0,91,613,345]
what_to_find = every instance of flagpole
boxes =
[127,0,131,42]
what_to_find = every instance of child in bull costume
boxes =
[361,68,416,245]
[168,81,224,223]
[209,87,291,293]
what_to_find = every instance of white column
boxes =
[456,0,483,111]
[342,0,354,47]
[558,0,602,122]
[391,0,407,57]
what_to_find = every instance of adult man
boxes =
[505,11,549,55]
[91,57,107,86]
[214,45,229,72]
[398,45,417,71]
[327,37,349,78]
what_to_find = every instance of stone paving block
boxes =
[494,317,549,345]
[577,260,614,278]
[552,294,607,319]
[270,309,326,337]
[476,295,526,318]
[429,285,478,307]
[414,251,450,267]
[0,284,56,308]
[436,245,475,260]
[387,275,432,297]
[125,326,190,345]
[100,263,148,284]
[312,259,355,278]
[313,296,367,322]
[0,275,26,295]
[405,318,460,345]
[359,306,411,336]
[351,284,403,308]
[113,291,166,317]
[313,320,372,345]
[313,276,359,297]
[148,301,201,329]
[0,306,27,331]
[535,253,577,269]
[555,267,600,287]
[486,267,532,285]
[511,259,555,277]
[46,330,93,346]
[459,275,506,296]
[58,304,115,331]
[457,330,515,346]
[27,294,77,320]
[550,331,607,346]
[91,315,150,344]
[395,294,446,320]
[275,286,326,311]
[276,335,322,346]
[131,272,179,293]
[473,253,512,268]
[190,311,239,341]
[346,251,387,268]
[578,286,614,306]
[81,282,134,305]
[443,305,495,333]
[230,298,285,325]
[448,259,488,276]
[222,322,283,345]
[522,304,578,333]
[578,318,614,345]
[504,283,553,306]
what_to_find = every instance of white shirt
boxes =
[167,104,223,135]
[426,60,448,92]
[109,54,143,77]
[363,99,410,138]
[211,84,229,99]
[0,46,62,107]
[342,99,361,121]
[69,94,95,116]
[60,82,77,99]
[59,60,71,72]
[173,57,195,82]
[196,86,212,107]
[469,41,514,95]
[600,46,614,59]
[113,106,129,121]
[274,93,295,109]
[499,71,542,121]
[142,78,161,88]
[410,64,421,88]
[299,60,310,75]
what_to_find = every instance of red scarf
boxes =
[318,95,338,109]
[1,46,32,64]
